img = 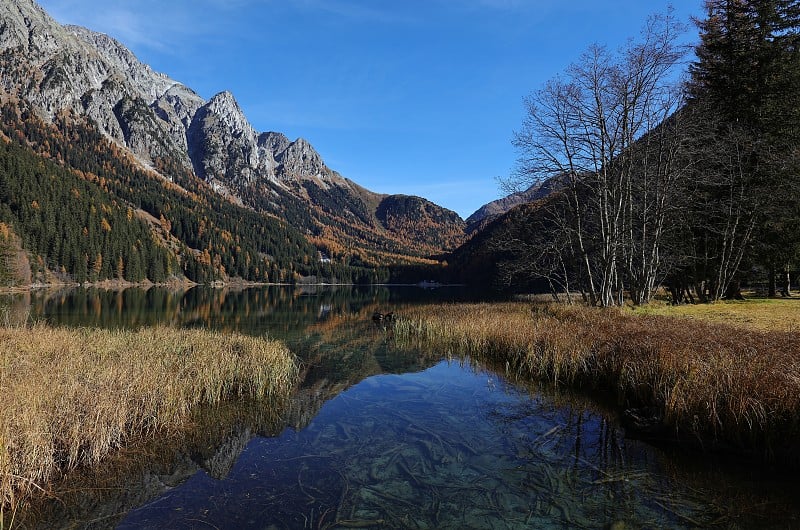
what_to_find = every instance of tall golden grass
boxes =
[0,324,298,515]
[9,397,291,529]
[395,303,800,460]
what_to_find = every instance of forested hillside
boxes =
[0,100,388,285]
[459,3,800,305]
[0,0,466,287]
[375,195,466,253]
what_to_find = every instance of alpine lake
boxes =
[3,286,799,529]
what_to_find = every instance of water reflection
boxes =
[116,361,716,529]
[3,287,799,528]
[13,397,290,530]
[0,285,482,339]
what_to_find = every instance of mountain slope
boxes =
[376,195,465,253]
[0,0,465,277]
[465,177,559,233]
[0,98,391,284]
[445,200,556,291]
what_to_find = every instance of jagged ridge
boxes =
[0,0,466,269]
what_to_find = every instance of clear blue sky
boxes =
[39,0,704,219]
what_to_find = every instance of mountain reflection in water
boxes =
[2,286,798,529]
[119,360,719,529]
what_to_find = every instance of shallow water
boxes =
[3,286,800,529]
[119,360,721,529]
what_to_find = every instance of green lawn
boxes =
[632,297,800,332]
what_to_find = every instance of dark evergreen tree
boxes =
[0,100,387,285]
[682,0,800,300]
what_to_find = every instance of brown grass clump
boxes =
[0,324,298,514]
[395,303,800,460]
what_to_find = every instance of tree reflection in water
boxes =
[3,286,799,529]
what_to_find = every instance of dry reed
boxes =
[0,324,298,514]
[395,303,800,460]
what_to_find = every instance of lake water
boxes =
[3,286,799,529]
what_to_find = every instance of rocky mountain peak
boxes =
[205,91,255,138]
[155,84,205,130]
[259,131,291,156]
[0,0,343,191]
[278,137,326,179]
[65,25,174,100]
[0,0,63,55]
[187,90,265,185]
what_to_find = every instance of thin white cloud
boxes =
[87,8,164,48]
[38,0,221,52]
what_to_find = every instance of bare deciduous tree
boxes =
[505,11,688,306]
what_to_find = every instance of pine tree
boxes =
[684,0,800,299]
[690,1,800,131]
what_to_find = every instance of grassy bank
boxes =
[0,325,299,514]
[634,297,800,332]
[395,302,800,461]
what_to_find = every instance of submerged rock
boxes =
[621,407,667,440]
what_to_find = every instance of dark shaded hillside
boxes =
[444,201,554,292]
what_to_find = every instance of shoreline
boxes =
[393,301,800,467]
[0,325,300,513]
[0,280,466,295]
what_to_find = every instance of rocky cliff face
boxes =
[0,0,467,259]
[188,90,265,185]
[0,0,203,170]
[0,0,370,191]
[0,0,347,187]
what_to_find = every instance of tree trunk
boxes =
[725,278,745,300]
[781,263,791,297]
[768,262,777,297]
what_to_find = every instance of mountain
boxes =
[0,102,352,286]
[444,199,555,291]
[375,194,465,254]
[0,0,465,285]
[465,177,559,233]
